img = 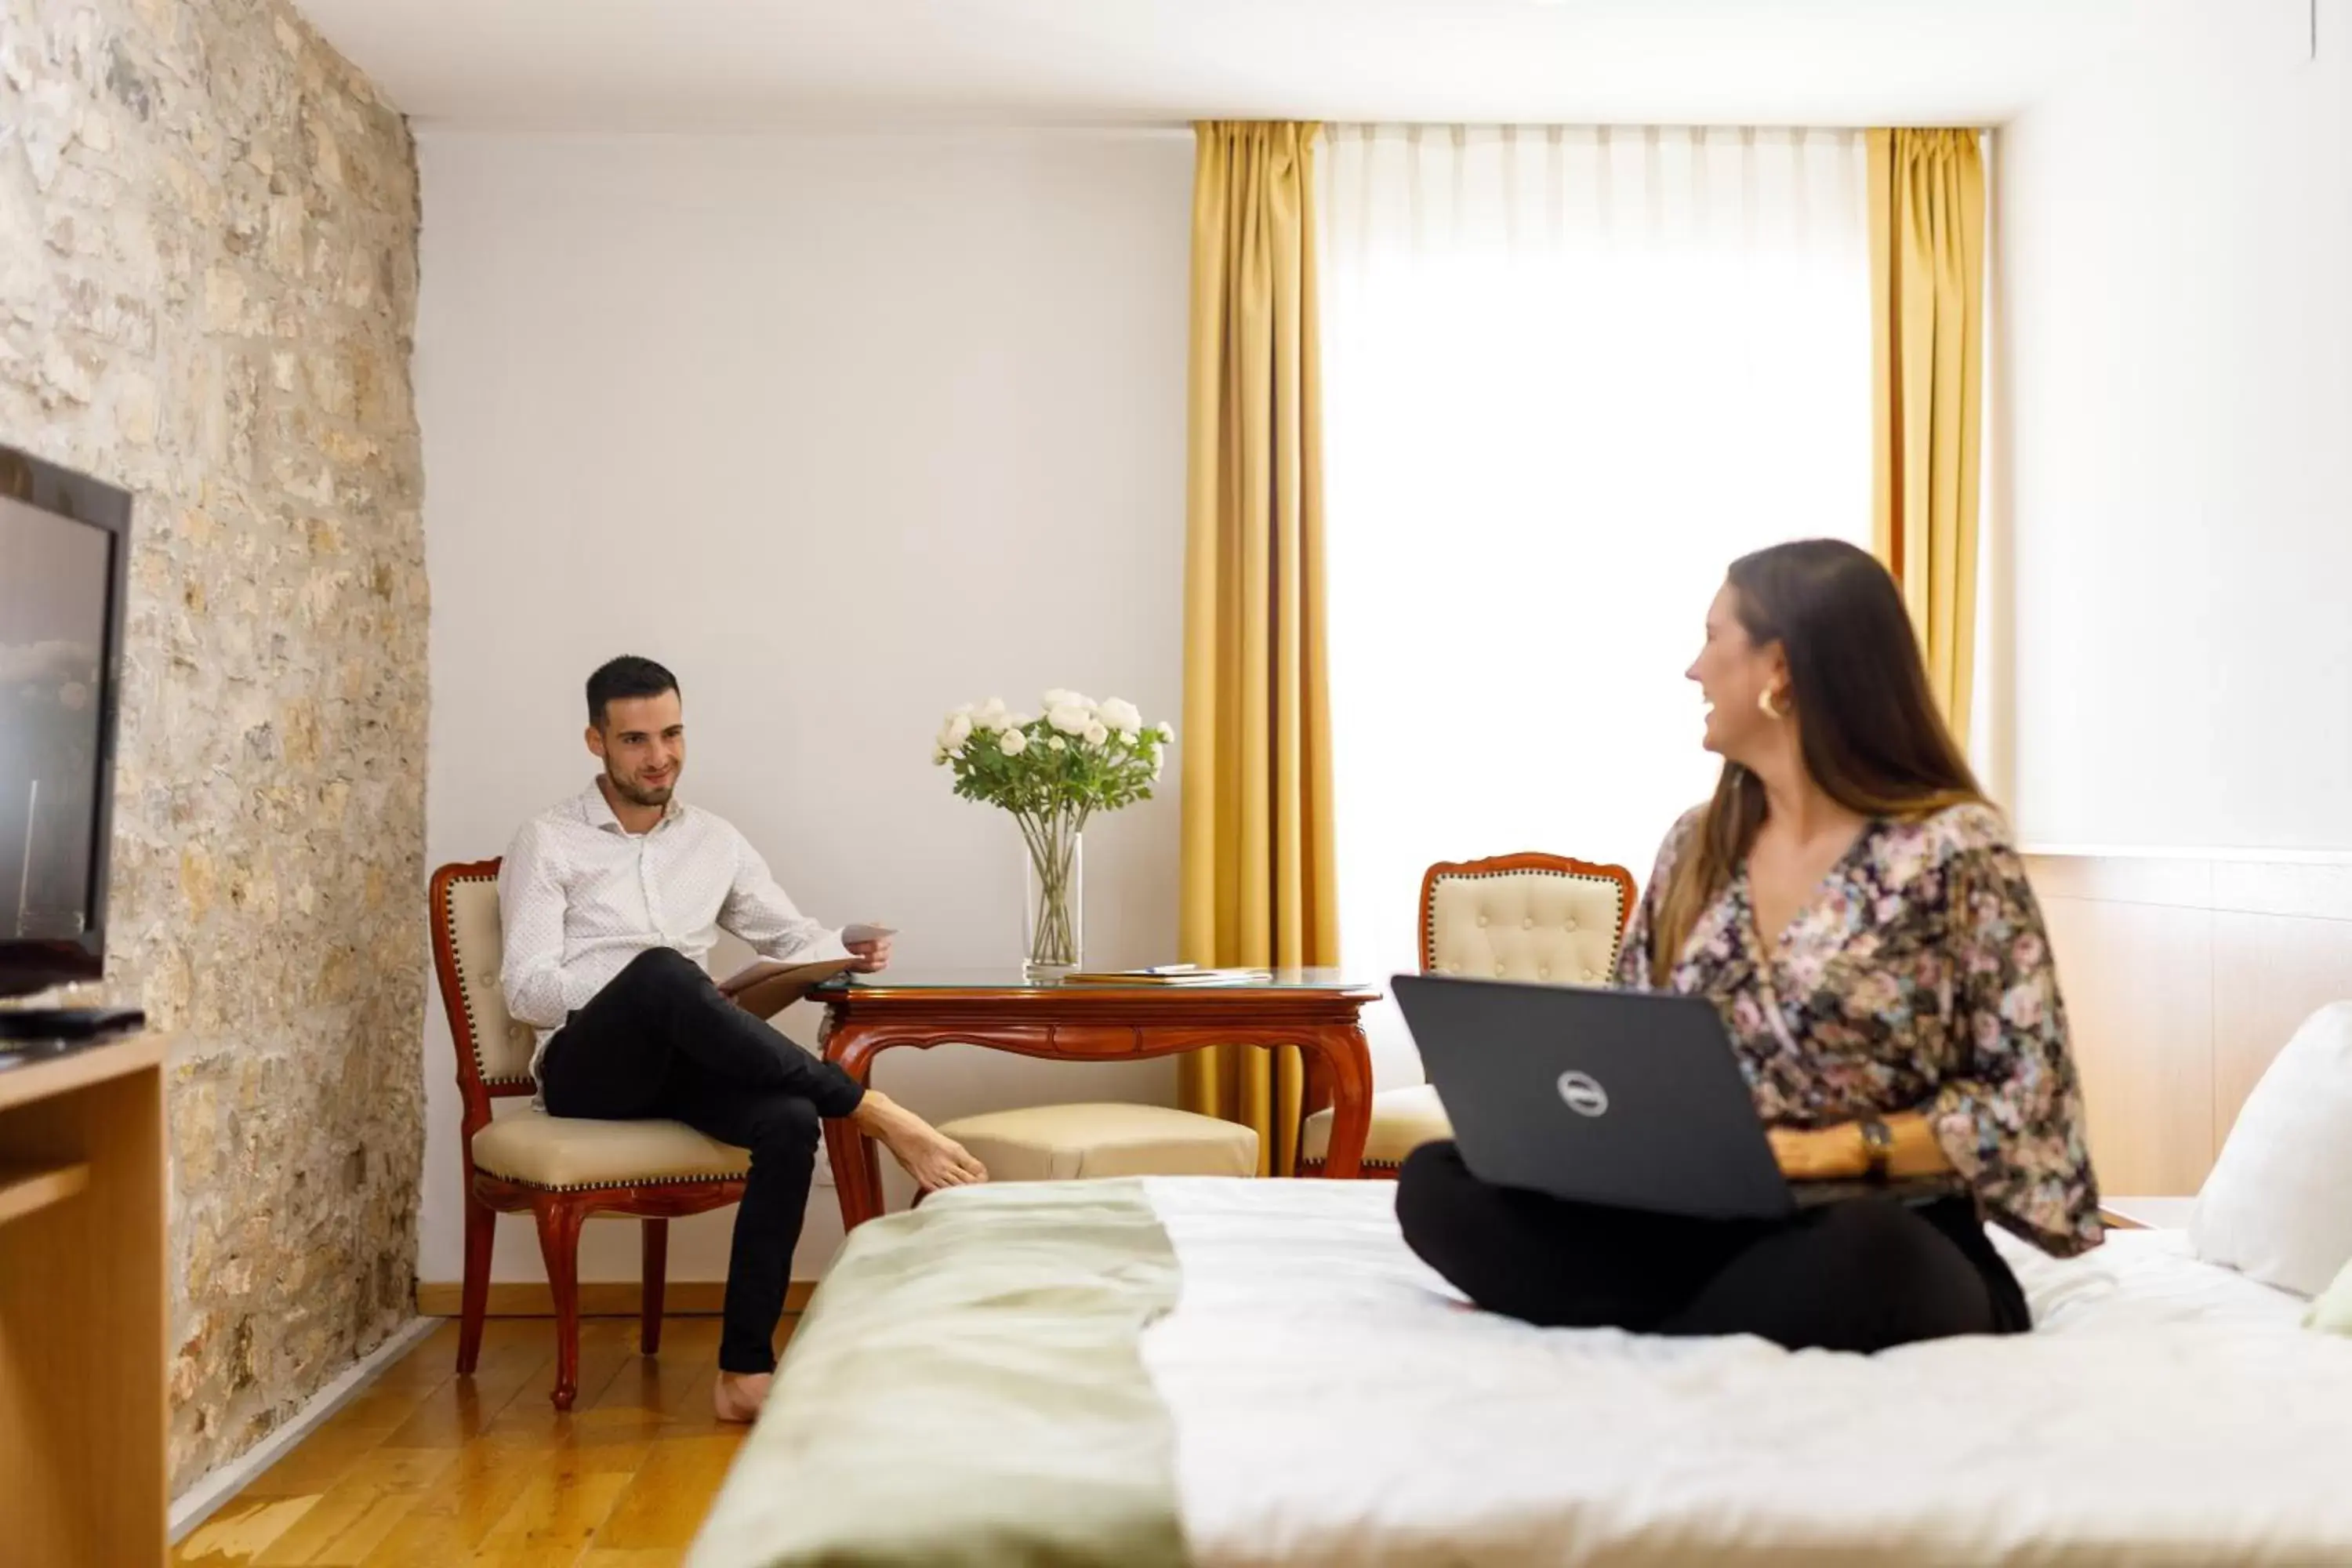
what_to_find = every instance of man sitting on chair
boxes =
[499,655,986,1421]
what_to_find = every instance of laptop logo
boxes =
[1556,1070,1609,1118]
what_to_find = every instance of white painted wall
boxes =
[415,129,1195,1285]
[1996,0,2352,851]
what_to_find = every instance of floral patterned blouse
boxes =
[1615,801,2102,1256]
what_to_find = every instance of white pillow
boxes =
[2190,1001,2352,1297]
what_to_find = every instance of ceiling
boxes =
[291,0,2151,132]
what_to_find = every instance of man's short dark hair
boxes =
[586,655,679,729]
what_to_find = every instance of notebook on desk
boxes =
[1060,964,1274,986]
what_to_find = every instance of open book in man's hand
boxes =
[716,955,856,997]
[717,924,898,999]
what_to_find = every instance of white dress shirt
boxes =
[497,780,848,1083]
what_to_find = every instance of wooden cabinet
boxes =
[0,1035,166,1566]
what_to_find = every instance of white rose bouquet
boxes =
[934,691,1174,970]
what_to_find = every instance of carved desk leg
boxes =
[1298,1047,1331,1160]
[822,1022,890,1231]
[1309,1021,1374,1179]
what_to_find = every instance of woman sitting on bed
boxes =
[1397,536,2100,1352]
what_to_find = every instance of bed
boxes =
[691,1178,2352,1567]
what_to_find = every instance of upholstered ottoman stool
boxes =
[935,1102,1261,1183]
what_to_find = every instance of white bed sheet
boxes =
[1138,1178,2352,1567]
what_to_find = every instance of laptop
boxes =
[1391,973,1960,1221]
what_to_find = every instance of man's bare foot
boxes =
[851,1091,989,1193]
[713,1370,771,1423]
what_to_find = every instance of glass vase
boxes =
[1019,815,1083,977]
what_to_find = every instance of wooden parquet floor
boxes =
[172,1314,779,1568]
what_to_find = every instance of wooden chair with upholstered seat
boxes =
[1297,851,1638,1178]
[429,858,757,1411]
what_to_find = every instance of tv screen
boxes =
[0,446,129,997]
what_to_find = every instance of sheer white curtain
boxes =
[1320,125,1872,1086]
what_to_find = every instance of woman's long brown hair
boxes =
[1649,539,1987,985]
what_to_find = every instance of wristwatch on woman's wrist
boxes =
[1858,1117,1894,1181]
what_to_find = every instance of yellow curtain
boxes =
[1176,122,1338,1176]
[1869,128,1986,748]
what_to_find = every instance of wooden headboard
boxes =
[2026,851,2352,1196]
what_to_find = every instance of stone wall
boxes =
[0,0,426,1490]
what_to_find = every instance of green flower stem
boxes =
[1015,804,1086,967]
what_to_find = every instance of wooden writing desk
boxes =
[815,968,1378,1229]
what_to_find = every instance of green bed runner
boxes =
[689,1179,1189,1568]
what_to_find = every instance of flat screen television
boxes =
[0,444,130,1000]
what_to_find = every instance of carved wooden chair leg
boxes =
[640,1217,668,1356]
[532,1192,589,1411]
[457,1183,496,1375]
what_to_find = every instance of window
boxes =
[1320,125,1872,1083]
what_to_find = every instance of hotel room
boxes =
[3,0,2350,1563]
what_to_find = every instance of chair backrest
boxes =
[1421,852,1638,989]
[429,858,539,1137]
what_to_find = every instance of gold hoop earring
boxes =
[1757,686,1786,720]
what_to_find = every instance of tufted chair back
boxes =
[1421,852,1639,989]
[430,859,540,1132]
